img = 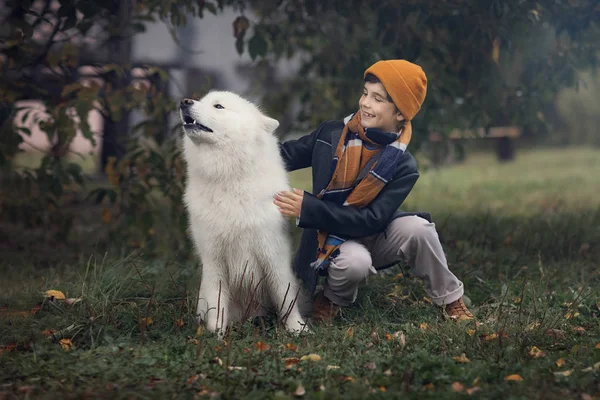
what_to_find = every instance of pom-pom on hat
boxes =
[364,60,427,121]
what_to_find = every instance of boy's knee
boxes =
[331,247,373,283]
[390,216,439,246]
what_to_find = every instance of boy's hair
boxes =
[363,73,394,103]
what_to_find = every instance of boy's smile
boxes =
[359,81,404,133]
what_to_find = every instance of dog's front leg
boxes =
[197,266,230,337]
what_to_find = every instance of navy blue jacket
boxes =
[280,120,431,293]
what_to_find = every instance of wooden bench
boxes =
[428,126,521,164]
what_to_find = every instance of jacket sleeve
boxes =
[297,155,420,238]
[279,121,331,172]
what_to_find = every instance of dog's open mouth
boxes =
[183,114,213,133]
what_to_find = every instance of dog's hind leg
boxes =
[197,265,230,337]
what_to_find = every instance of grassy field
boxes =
[1,147,599,399]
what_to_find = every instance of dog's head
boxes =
[179,91,279,146]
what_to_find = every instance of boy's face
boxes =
[359,81,405,133]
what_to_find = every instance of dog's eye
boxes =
[214,104,224,109]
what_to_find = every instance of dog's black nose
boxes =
[180,98,194,108]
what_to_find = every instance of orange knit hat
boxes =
[364,60,427,121]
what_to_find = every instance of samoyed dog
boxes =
[180,91,307,336]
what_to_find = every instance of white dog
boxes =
[180,91,307,336]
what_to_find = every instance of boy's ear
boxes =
[396,113,406,122]
[263,116,280,132]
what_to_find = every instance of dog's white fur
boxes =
[181,91,307,335]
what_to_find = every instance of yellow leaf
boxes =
[326,365,340,371]
[581,362,600,372]
[422,383,434,391]
[472,377,481,386]
[553,369,573,377]
[555,358,566,367]
[254,341,269,352]
[452,353,471,363]
[174,319,184,328]
[342,376,354,383]
[504,374,523,381]
[528,346,546,359]
[140,317,153,327]
[383,369,393,376]
[379,386,387,392]
[419,322,429,331]
[41,329,56,337]
[483,333,498,341]
[467,329,476,336]
[565,311,580,319]
[393,273,403,281]
[59,338,73,351]
[45,290,66,300]
[195,326,204,337]
[186,338,199,345]
[300,353,321,362]
[492,37,501,64]
[572,326,585,335]
[451,382,465,392]
[526,322,541,331]
[595,343,600,349]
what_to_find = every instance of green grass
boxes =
[1,148,599,399]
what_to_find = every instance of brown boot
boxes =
[311,290,341,324]
[445,297,474,321]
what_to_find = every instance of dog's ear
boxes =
[262,116,280,132]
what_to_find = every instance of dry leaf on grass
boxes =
[528,346,546,359]
[595,343,600,349]
[294,384,306,397]
[466,386,481,395]
[41,329,56,337]
[451,382,465,392]
[209,357,223,366]
[254,341,269,351]
[419,322,429,331]
[45,290,66,300]
[363,361,377,370]
[452,353,471,363]
[284,357,301,370]
[383,369,393,376]
[581,362,600,372]
[174,319,184,328]
[422,383,434,391]
[572,326,585,335]
[300,354,321,362]
[140,317,153,327]
[504,374,523,381]
[555,358,567,367]
[553,369,573,377]
[59,338,73,351]
[0,343,17,355]
[284,343,298,352]
[379,386,387,392]
[344,327,354,339]
[467,329,476,336]
[341,376,354,383]
[326,365,340,371]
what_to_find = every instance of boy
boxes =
[274,60,473,322]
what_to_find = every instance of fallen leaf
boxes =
[422,383,434,391]
[45,290,66,300]
[341,376,354,383]
[451,382,465,392]
[555,358,566,367]
[595,343,600,349]
[419,322,429,331]
[466,386,481,395]
[472,377,481,386]
[209,357,223,366]
[284,357,301,370]
[564,312,580,319]
[546,329,567,340]
[383,369,393,376]
[227,366,245,371]
[467,329,476,336]
[254,341,269,351]
[59,338,73,351]
[174,319,184,328]
[379,386,387,392]
[284,343,298,352]
[504,374,523,381]
[393,273,403,280]
[581,362,600,372]
[186,338,199,345]
[513,296,521,304]
[553,369,573,377]
[326,365,340,371]
[344,327,354,339]
[0,343,17,355]
[423,297,432,304]
[195,326,204,337]
[528,346,546,359]
[300,353,321,362]
[572,326,585,335]
[482,333,498,341]
[526,322,541,331]
[41,329,56,337]
[384,331,404,343]
[452,353,471,363]
[363,361,377,370]
[140,317,153,327]
[294,384,306,397]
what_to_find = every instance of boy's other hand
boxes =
[274,188,304,217]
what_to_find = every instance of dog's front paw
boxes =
[285,319,311,335]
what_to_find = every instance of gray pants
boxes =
[323,216,464,307]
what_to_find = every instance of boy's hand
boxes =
[274,188,304,217]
